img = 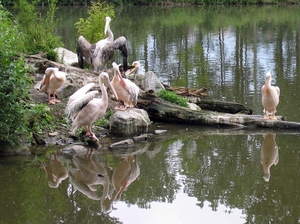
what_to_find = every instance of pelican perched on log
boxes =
[125,61,140,79]
[112,62,140,110]
[65,72,118,141]
[37,67,66,104]
[261,71,280,120]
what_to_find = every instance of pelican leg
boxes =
[263,109,269,120]
[271,112,277,120]
[114,100,127,111]
[86,126,99,142]
[85,125,92,137]
[48,92,56,105]
[52,91,61,103]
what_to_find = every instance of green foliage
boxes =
[0,4,32,145]
[14,0,63,56]
[94,109,113,127]
[74,1,115,43]
[157,89,189,108]
[25,104,55,134]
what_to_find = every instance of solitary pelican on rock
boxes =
[65,72,118,141]
[37,67,66,105]
[112,62,140,110]
[261,71,280,120]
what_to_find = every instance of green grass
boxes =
[157,89,189,108]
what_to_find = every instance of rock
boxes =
[188,102,201,111]
[133,133,153,141]
[54,47,78,66]
[49,132,59,136]
[110,108,151,137]
[109,139,134,149]
[33,133,46,145]
[134,71,165,93]
[154,130,167,135]
[0,141,31,155]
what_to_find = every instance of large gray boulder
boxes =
[110,108,151,137]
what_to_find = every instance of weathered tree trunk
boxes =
[137,90,300,129]
[164,85,253,114]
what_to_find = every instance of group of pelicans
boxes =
[37,16,281,142]
[37,17,141,142]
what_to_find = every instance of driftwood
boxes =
[137,90,300,129]
[165,85,253,114]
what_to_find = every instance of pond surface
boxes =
[1,124,300,223]
[1,5,300,224]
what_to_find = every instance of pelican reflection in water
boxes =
[43,153,68,188]
[68,147,111,201]
[261,133,279,182]
[101,155,140,212]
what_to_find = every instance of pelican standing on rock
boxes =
[112,62,140,110]
[37,67,66,105]
[261,71,280,120]
[65,72,118,141]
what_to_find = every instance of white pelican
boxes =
[261,71,280,120]
[38,67,66,105]
[105,16,114,42]
[112,62,140,110]
[125,61,140,79]
[77,16,128,72]
[77,16,113,71]
[261,133,279,182]
[77,36,128,72]
[65,72,118,141]
[93,16,114,57]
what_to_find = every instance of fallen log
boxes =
[164,85,253,114]
[137,90,300,129]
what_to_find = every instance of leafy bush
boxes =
[157,89,189,108]
[0,4,32,145]
[26,104,55,134]
[13,0,63,56]
[74,1,115,43]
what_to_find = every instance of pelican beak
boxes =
[117,68,127,88]
[102,76,119,101]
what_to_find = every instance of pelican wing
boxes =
[124,79,140,104]
[68,83,96,103]
[66,90,99,121]
[102,36,128,71]
[77,36,97,68]
[65,83,97,120]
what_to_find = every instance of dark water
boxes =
[1,5,300,224]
